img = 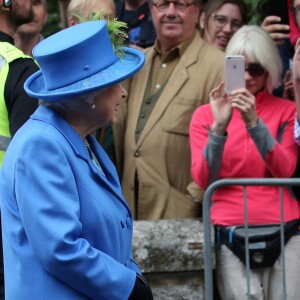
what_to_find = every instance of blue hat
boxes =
[24,20,145,101]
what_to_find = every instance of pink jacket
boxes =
[190,90,300,226]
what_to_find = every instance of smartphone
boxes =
[224,55,245,94]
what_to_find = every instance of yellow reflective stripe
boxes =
[0,42,32,166]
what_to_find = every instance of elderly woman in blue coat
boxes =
[0,20,152,300]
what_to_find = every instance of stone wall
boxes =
[132,219,215,300]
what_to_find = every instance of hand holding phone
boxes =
[224,55,245,95]
[261,16,290,44]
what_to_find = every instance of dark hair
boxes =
[200,0,247,35]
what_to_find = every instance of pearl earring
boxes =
[91,103,96,110]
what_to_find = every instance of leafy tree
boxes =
[243,0,268,25]
[42,0,62,37]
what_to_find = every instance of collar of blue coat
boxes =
[31,106,88,158]
[30,105,132,213]
[29,106,120,187]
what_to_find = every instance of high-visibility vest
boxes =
[0,42,33,166]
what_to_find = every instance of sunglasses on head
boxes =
[245,64,265,77]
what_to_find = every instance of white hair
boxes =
[67,0,116,19]
[225,25,282,93]
[39,90,101,112]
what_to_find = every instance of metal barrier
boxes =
[202,178,300,300]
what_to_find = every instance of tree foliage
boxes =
[242,0,273,25]
[42,0,62,37]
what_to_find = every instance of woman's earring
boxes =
[91,103,96,110]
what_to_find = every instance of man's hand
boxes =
[261,16,290,45]
[293,38,300,82]
[283,70,295,100]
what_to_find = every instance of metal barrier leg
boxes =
[203,184,214,300]
[242,186,251,300]
[279,186,287,300]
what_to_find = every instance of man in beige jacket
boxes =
[114,0,224,220]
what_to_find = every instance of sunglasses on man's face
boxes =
[245,64,266,77]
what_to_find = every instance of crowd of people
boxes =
[0,0,300,299]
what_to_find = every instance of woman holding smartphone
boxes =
[190,25,300,299]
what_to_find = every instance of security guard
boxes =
[0,42,38,164]
[0,0,39,166]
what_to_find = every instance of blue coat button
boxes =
[120,220,125,228]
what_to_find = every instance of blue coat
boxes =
[0,106,140,299]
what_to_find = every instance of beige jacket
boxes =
[114,33,224,220]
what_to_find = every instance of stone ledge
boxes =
[132,218,213,273]
[132,219,215,300]
[145,271,204,300]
